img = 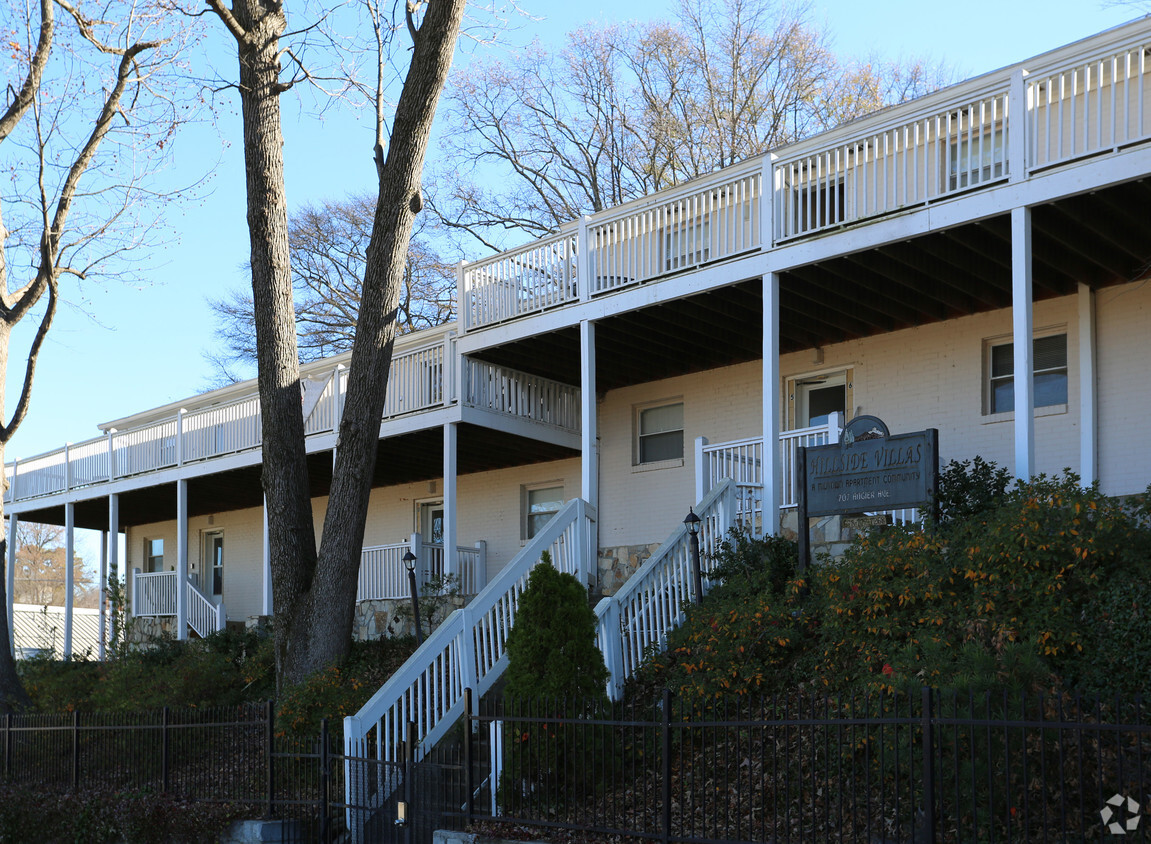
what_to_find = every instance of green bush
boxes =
[499,553,609,812]
[639,465,1151,704]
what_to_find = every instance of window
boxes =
[145,539,164,573]
[524,485,564,540]
[948,114,1006,191]
[664,220,710,271]
[987,333,1067,414]
[637,401,684,464]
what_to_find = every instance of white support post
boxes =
[64,503,75,658]
[445,333,457,406]
[762,273,782,536]
[694,436,710,504]
[578,215,593,301]
[1011,206,1035,480]
[176,409,186,466]
[457,260,469,334]
[8,460,17,503]
[131,568,141,617]
[262,496,272,617]
[331,365,344,432]
[443,422,458,582]
[176,479,188,640]
[580,320,598,507]
[580,319,599,583]
[760,153,777,249]
[6,513,16,657]
[473,540,487,593]
[1008,68,1029,184]
[63,443,72,491]
[106,430,117,481]
[1078,283,1097,486]
[827,411,842,444]
[108,494,119,644]
[98,530,107,660]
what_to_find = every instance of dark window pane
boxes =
[640,430,684,463]
[1034,334,1067,370]
[992,379,1014,413]
[991,343,1014,378]
[806,385,845,426]
[1034,371,1068,407]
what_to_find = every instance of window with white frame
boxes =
[664,220,710,271]
[948,124,1006,190]
[145,538,164,573]
[986,333,1067,414]
[636,401,684,465]
[523,484,565,540]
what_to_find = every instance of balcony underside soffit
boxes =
[19,424,578,530]
[469,178,1151,394]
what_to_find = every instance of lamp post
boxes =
[684,507,703,605]
[404,550,424,646]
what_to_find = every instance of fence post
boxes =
[661,688,672,844]
[921,687,937,843]
[319,718,330,843]
[71,710,80,790]
[162,706,171,793]
[464,688,475,825]
[404,720,416,844]
[265,700,276,819]
[4,712,10,779]
[694,436,709,504]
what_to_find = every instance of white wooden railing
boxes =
[186,579,225,638]
[6,345,573,504]
[453,22,1151,333]
[1027,35,1151,171]
[356,538,488,602]
[343,498,596,839]
[133,570,177,617]
[463,359,580,432]
[131,570,224,637]
[587,162,762,294]
[697,416,842,529]
[594,480,737,700]
[460,225,579,331]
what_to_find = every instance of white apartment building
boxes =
[5,21,1151,768]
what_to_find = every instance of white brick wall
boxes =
[126,282,1151,613]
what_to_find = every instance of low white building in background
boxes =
[4,20,1151,688]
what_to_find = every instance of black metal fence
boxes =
[442,688,1151,844]
[1,702,350,842]
[4,690,1149,843]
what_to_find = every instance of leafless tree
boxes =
[12,523,97,609]
[205,0,468,687]
[205,195,454,382]
[0,0,195,710]
[431,0,951,248]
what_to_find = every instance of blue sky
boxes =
[6,0,1143,469]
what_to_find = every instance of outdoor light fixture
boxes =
[404,550,424,646]
[684,507,703,605]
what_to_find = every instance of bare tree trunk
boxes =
[212,0,467,687]
[280,0,468,686]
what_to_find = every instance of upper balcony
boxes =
[458,20,1151,336]
[5,327,579,507]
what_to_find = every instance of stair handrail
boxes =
[343,497,596,836]
[595,479,736,700]
[185,577,223,639]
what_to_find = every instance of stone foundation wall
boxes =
[597,543,661,597]
[351,594,468,642]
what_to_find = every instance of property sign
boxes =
[804,430,937,516]
[794,417,938,571]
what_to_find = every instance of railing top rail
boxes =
[702,436,762,453]
[10,433,106,466]
[465,225,579,274]
[587,157,766,223]
[1018,19,1151,78]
